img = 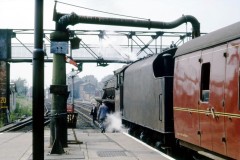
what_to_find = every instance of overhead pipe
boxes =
[54,10,200,38]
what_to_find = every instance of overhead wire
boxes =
[56,0,149,20]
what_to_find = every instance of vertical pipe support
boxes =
[50,31,69,148]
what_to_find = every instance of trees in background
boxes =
[11,78,28,96]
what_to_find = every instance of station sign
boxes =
[50,41,69,54]
[0,61,8,110]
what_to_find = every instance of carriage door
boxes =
[199,49,212,150]
[209,44,226,154]
[199,45,227,153]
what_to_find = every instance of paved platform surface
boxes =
[0,129,175,160]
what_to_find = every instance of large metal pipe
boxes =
[57,12,200,38]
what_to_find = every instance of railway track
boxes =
[0,116,50,133]
[74,101,100,131]
[0,101,51,132]
[0,100,100,132]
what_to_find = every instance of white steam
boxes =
[104,112,127,133]
[98,34,138,62]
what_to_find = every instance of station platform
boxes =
[0,129,175,160]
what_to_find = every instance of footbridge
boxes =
[9,29,192,64]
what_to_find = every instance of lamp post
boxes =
[68,68,80,112]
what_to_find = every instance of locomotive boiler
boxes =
[111,21,240,159]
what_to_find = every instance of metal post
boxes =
[33,0,44,159]
[50,53,68,147]
[71,75,74,104]
[50,113,65,154]
[50,31,69,148]
[71,69,75,112]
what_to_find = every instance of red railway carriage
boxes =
[174,22,240,159]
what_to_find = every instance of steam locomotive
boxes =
[101,21,240,159]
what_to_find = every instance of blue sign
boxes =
[50,41,69,54]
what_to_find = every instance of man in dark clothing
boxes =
[97,101,109,133]
[90,104,98,124]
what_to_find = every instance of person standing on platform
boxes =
[90,103,98,124]
[97,101,109,133]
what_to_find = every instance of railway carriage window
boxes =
[200,63,210,102]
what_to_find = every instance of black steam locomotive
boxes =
[101,21,240,160]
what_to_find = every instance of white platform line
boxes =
[123,132,175,160]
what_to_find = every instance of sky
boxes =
[1,0,240,88]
